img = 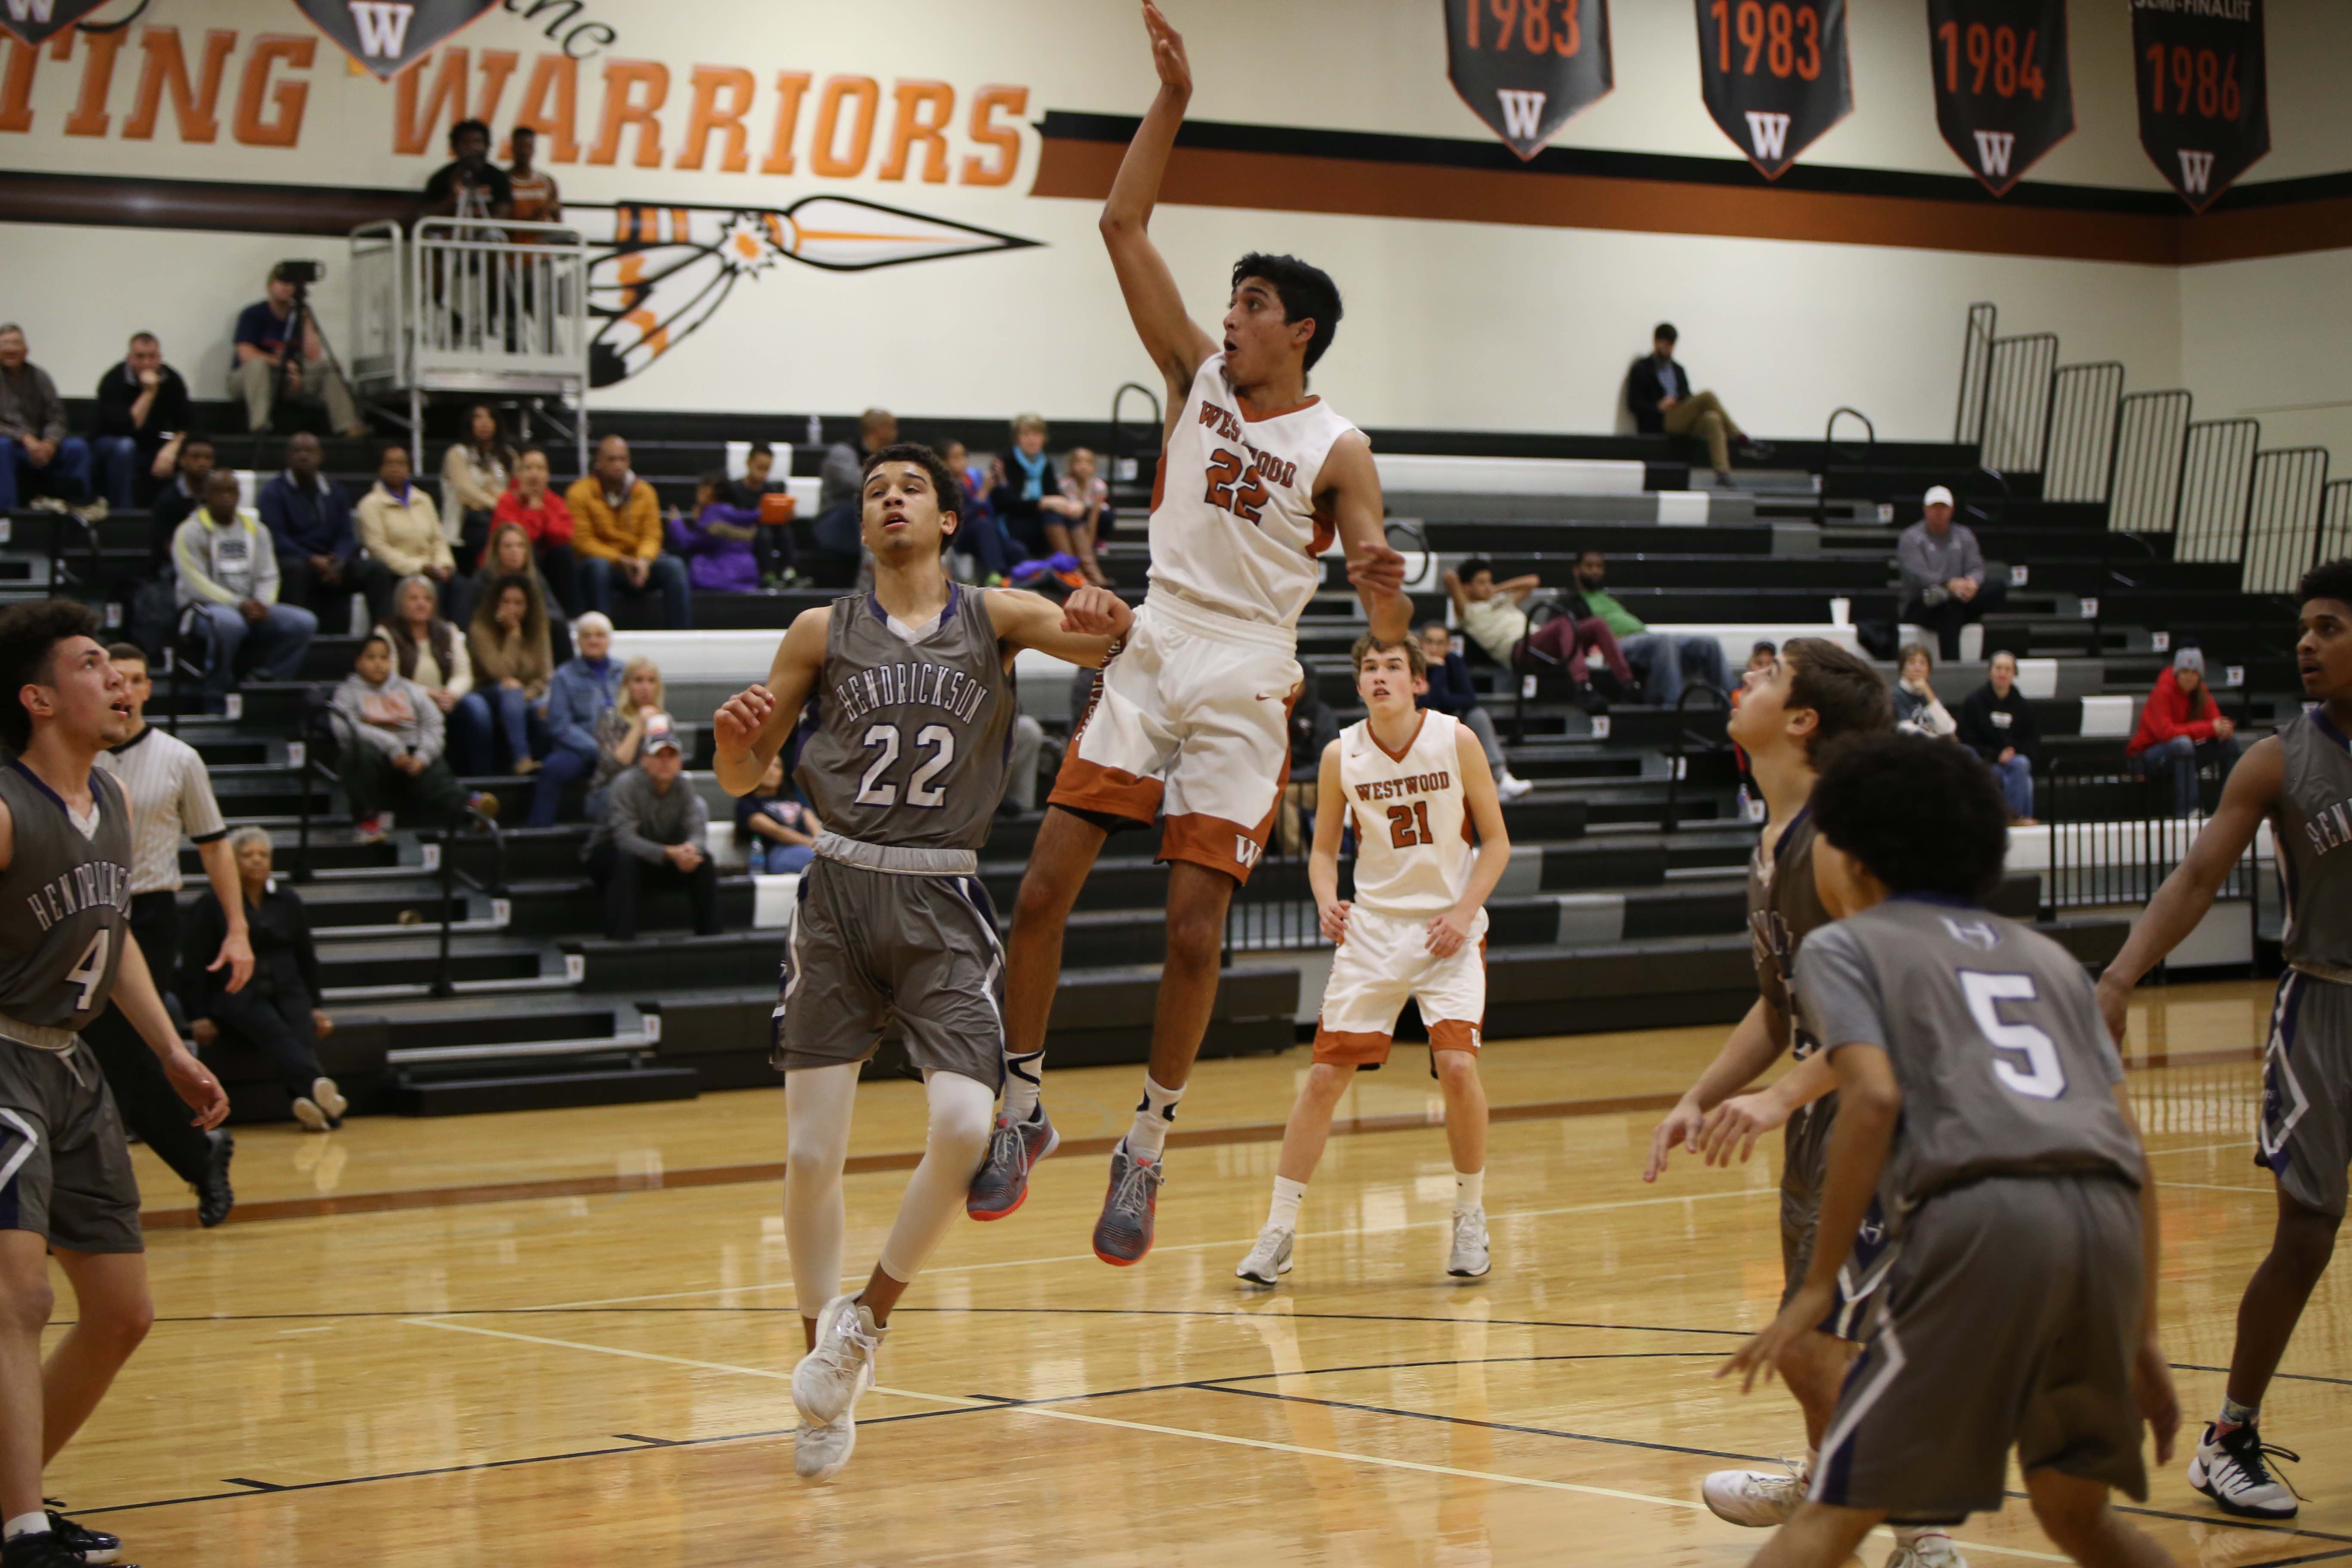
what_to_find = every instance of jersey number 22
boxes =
[856,723,955,809]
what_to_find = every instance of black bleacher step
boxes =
[500,877,756,937]
[392,1066,700,1117]
[180,837,402,876]
[379,1004,618,1053]
[1620,881,1749,940]
[319,941,542,991]
[1416,521,1778,556]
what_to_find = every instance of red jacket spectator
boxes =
[490,484,574,557]
[2126,662,2223,756]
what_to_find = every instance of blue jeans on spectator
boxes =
[1621,632,1732,708]
[92,436,142,510]
[962,514,1023,581]
[476,684,545,772]
[813,499,862,558]
[1990,753,2034,820]
[187,601,317,701]
[2133,734,2239,818]
[0,436,93,510]
[747,842,815,875]
[447,691,495,776]
[577,554,692,628]
[527,735,598,827]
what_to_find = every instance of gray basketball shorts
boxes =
[1812,1173,2147,1522]
[1779,1094,1893,1339]
[2259,969,2352,1217]
[0,1040,144,1255]
[772,858,1005,1089]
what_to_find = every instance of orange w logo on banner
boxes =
[294,0,500,81]
[0,0,110,47]
[1693,0,1851,179]
[2132,0,2268,211]
[1927,0,2074,196]
[1442,0,1614,161]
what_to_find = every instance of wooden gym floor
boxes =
[46,978,2350,1565]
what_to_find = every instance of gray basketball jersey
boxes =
[2274,712,2352,980]
[1750,807,1833,1054]
[794,586,1015,850]
[1794,898,2141,1220]
[0,762,132,1035]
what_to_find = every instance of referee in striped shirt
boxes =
[87,643,249,1227]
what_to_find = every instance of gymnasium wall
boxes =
[1,0,2347,453]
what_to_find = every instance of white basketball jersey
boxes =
[1339,711,1474,919]
[1148,352,1361,634]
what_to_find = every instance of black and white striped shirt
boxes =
[95,724,227,896]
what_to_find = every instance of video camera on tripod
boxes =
[268,259,349,424]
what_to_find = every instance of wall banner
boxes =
[0,0,112,47]
[1926,0,2073,196]
[2131,0,2267,211]
[1443,0,1613,162]
[294,0,500,82]
[1694,0,1852,179]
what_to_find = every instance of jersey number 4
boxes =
[1203,449,1269,525]
[855,722,955,809]
[64,929,110,1015]
[1387,800,1434,848]
[1960,971,2067,1100]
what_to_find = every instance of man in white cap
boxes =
[582,711,719,942]
[1897,485,2000,662]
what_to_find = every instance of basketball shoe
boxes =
[43,1506,120,1567]
[1235,1225,1294,1286]
[792,1295,883,1426]
[1884,1529,1966,1567]
[794,1413,857,1484]
[1092,1140,1163,1265]
[967,1106,1058,1221]
[1702,1457,1808,1526]
[1447,1208,1491,1278]
[2188,1422,2300,1518]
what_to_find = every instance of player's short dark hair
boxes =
[105,642,146,667]
[0,599,102,753]
[450,118,490,148]
[861,441,961,548]
[1812,732,2009,900]
[1784,637,1892,761]
[2300,558,2352,612]
[1458,556,1495,582]
[1654,322,1678,343]
[1351,632,1427,678]
[1233,253,1342,372]
[747,441,773,459]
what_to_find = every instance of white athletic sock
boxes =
[1000,1048,1045,1123]
[1268,1175,1307,1232]
[2,1513,49,1541]
[1453,1170,1484,1213]
[1127,1076,1182,1161]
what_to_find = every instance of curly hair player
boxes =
[1724,733,2180,1568]
[709,444,1132,1485]
[1235,634,1511,1288]
[968,0,1410,1264]
[2094,557,2352,1521]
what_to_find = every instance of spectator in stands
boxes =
[668,469,762,592]
[585,713,719,942]
[737,753,821,873]
[1892,643,1960,740]
[729,441,797,587]
[260,432,392,628]
[466,571,553,775]
[569,435,691,628]
[1415,622,1534,800]
[0,324,93,513]
[185,827,345,1132]
[423,117,512,220]
[1625,323,1765,479]
[813,409,897,559]
[2127,646,2240,818]
[481,519,573,661]
[1046,445,1114,587]
[940,438,1014,585]
[506,124,561,225]
[528,611,624,827]
[328,631,496,843]
[231,263,367,437]
[381,574,490,775]
[150,434,213,544]
[1442,558,1629,715]
[590,656,668,814]
[489,447,579,612]
[992,414,1073,563]
[1568,550,1732,707]
[1897,484,2005,662]
[439,404,514,570]
[1957,649,2039,824]
[175,469,318,704]
[92,331,192,509]
[357,444,455,596]
[1277,682,1342,854]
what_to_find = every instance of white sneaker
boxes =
[1497,772,1535,802]
[1446,1207,1491,1278]
[1235,1225,1294,1286]
[290,1096,330,1133]
[2187,1421,2300,1518]
[1886,1529,1967,1568]
[792,1294,883,1426]
[312,1076,348,1121]
[1702,1459,1808,1526]
[794,1412,857,1483]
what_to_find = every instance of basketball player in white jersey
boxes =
[1235,635,1510,1286]
[968,0,1410,1265]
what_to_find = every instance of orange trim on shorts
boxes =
[1160,680,1302,884]
[1426,1018,1482,1054]
[1313,1026,1393,1066]
[1047,662,1164,825]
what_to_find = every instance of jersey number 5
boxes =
[855,723,955,810]
[1203,449,1269,525]
[1387,800,1433,848]
[1960,971,2067,1100]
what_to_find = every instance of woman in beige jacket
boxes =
[357,444,454,588]
[440,403,514,565]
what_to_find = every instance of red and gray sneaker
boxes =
[967,1105,1058,1221]
[1091,1140,1164,1266]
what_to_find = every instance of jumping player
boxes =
[1641,642,1965,1568]
[969,0,1410,1265]
[1726,734,2180,1568]
[2094,558,2352,1520]
[708,445,1130,1485]
[0,599,230,1568]
[1235,635,1510,1287]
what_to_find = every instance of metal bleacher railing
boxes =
[349,217,592,475]
[2040,754,2266,971]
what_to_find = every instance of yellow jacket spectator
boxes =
[566,435,692,629]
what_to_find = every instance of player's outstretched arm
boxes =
[2112,1083,2181,1463]
[712,607,829,796]
[1696,1047,1836,1168]
[1643,996,1787,1182]
[113,930,229,1129]
[1308,739,1350,945]
[1428,726,1510,958]
[1102,2,1219,405]
[1320,435,1409,644]
[986,585,1134,668]
[2095,732,2281,1040]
